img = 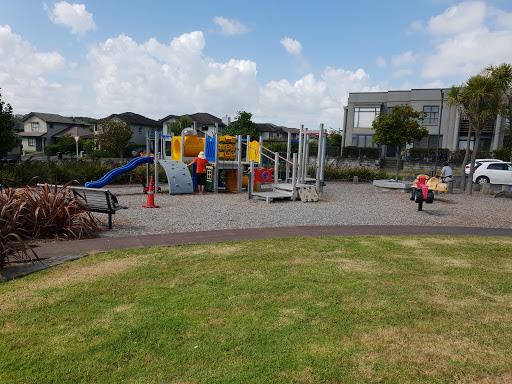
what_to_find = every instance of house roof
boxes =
[159,114,180,123]
[106,112,161,127]
[186,113,226,127]
[281,126,300,134]
[22,112,92,126]
[19,131,47,137]
[53,126,94,138]
[257,123,282,133]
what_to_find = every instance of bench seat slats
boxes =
[37,184,127,229]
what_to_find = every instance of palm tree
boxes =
[447,66,511,194]
[485,63,512,150]
[446,86,471,192]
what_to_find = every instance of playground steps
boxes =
[251,190,293,204]
[252,183,319,203]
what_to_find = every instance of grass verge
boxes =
[1,236,511,383]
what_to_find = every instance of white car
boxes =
[465,159,503,174]
[473,162,512,185]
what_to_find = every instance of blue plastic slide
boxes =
[85,156,154,188]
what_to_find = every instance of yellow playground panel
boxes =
[247,140,260,163]
[172,136,205,161]
[222,170,258,192]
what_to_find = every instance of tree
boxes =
[485,63,512,149]
[0,89,22,159]
[221,111,259,139]
[96,117,132,159]
[167,115,192,136]
[326,132,343,147]
[447,64,511,194]
[372,105,428,181]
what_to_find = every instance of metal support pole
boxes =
[214,133,219,193]
[291,153,297,201]
[154,130,159,193]
[274,151,279,187]
[316,124,324,193]
[297,124,304,183]
[145,131,150,188]
[301,128,308,183]
[434,90,444,175]
[237,135,243,192]
[319,125,327,193]
[246,135,250,162]
[286,130,291,182]
[180,129,186,162]
[248,160,254,199]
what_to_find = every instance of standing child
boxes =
[187,151,210,195]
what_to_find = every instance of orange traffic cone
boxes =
[142,176,159,208]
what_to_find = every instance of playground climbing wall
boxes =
[159,160,194,194]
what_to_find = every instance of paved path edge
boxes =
[2,225,511,281]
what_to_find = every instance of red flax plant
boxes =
[0,188,38,268]
[16,183,100,240]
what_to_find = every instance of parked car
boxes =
[465,159,503,174]
[131,148,144,157]
[472,162,512,185]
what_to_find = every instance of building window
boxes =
[353,107,380,128]
[31,122,39,131]
[49,123,54,129]
[28,138,36,147]
[423,106,439,124]
[352,134,377,148]
[414,135,443,148]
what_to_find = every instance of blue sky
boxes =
[1,0,511,130]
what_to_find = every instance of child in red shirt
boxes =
[187,151,210,194]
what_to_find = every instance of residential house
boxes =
[20,112,93,153]
[257,123,300,140]
[161,113,226,137]
[342,88,508,158]
[100,112,162,144]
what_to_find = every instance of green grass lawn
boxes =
[1,236,511,383]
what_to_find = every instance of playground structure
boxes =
[85,122,328,202]
[152,123,328,202]
[409,174,448,211]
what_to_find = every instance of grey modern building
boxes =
[342,89,508,158]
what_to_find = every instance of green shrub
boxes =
[324,166,390,181]
[88,149,114,158]
[83,139,96,154]
[44,144,61,157]
[492,148,512,161]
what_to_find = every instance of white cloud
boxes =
[422,2,512,79]
[46,1,96,35]
[391,51,416,66]
[428,1,486,35]
[254,68,384,128]
[1,24,383,129]
[280,37,302,55]
[87,32,378,128]
[376,56,386,68]
[0,24,82,114]
[87,31,260,118]
[407,20,423,35]
[213,16,248,36]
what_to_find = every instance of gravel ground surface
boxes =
[96,182,512,237]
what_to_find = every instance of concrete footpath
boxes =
[2,225,511,281]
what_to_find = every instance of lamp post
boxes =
[434,89,444,175]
